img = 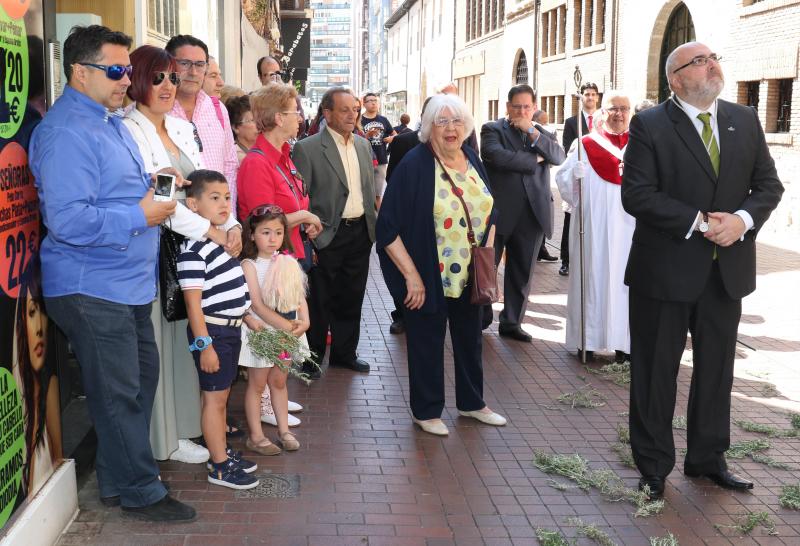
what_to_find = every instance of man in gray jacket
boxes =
[293,88,376,374]
[480,84,565,341]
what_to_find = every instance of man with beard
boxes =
[555,91,635,365]
[622,42,783,500]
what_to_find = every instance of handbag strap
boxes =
[428,144,478,248]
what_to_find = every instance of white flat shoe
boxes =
[458,409,507,426]
[412,417,449,436]
[260,413,301,427]
[287,400,303,413]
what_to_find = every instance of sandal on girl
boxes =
[278,431,300,451]
[245,437,282,456]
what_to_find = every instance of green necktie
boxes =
[697,112,720,176]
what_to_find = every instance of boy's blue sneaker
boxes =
[207,458,259,490]
[206,448,257,474]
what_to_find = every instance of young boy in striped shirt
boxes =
[177,169,258,490]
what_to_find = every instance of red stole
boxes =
[582,129,629,185]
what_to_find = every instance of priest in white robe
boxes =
[555,91,635,363]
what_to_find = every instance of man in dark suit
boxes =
[293,87,377,374]
[622,42,783,500]
[480,84,566,341]
[559,82,599,276]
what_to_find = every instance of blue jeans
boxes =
[46,294,167,507]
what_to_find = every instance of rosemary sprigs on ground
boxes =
[649,533,679,546]
[585,362,631,386]
[534,528,571,546]
[556,384,606,409]
[779,484,800,510]
[533,451,664,517]
[566,518,617,546]
[714,511,778,536]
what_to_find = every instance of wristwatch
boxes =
[189,335,213,352]
[698,213,710,233]
[526,126,536,134]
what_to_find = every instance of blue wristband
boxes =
[189,335,213,352]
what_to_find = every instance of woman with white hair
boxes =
[555,90,636,364]
[376,94,507,436]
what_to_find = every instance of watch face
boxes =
[196,338,208,349]
[699,223,709,233]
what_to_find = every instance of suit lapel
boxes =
[667,99,717,184]
[716,101,736,184]
[320,129,350,191]
[502,119,525,150]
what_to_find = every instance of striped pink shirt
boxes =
[171,90,239,218]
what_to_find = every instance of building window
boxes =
[737,81,760,113]
[574,0,605,49]
[466,0,504,41]
[515,51,528,84]
[489,99,499,120]
[776,79,793,133]
[148,0,178,38]
[542,6,566,57]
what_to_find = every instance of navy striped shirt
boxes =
[177,239,251,318]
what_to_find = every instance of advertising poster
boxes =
[0,0,61,532]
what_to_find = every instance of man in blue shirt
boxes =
[29,25,195,521]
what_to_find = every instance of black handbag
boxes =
[159,226,187,321]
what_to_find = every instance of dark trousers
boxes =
[404,290,485,420]
[629,263,741,478]
[560,212,571,265]
[307,217,372,364]
[494,205,545,327]
[46,295,166,508]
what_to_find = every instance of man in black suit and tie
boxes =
[559,82,599,276]
[622,42,784,500]
[481,84,565,341]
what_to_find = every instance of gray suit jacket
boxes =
[480,119,565,237]
[293,128,376,249]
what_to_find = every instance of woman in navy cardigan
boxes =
[376,95,507,436]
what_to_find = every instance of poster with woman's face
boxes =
[0,0,61,531]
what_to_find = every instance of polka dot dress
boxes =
[433,160,494,298]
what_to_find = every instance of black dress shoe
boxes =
[101,479,169,508]
[498,325,532,342]
[577,349,595,362]
[389,320,405,334]
[559,264,569,276]
[121,495,197,522]
[537,250,558,262]
[638,476,665,500]
[330,358,370,372]
[302,360,321,380]
[684,469,754,490]
[615,350,627,364]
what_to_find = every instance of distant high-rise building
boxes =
[308,0,353,106]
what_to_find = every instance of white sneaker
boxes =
[288,400,303,413]
[169,439,210,464]
[260,413,301,427]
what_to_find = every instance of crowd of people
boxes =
[29,23,783,523]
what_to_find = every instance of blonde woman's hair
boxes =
[250,82,298,132]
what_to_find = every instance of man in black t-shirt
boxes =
[361,93,396,205]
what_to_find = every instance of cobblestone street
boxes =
[58,209,800,546]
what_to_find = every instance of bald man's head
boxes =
[257,56,282,85]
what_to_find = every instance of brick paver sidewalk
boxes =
[58,213,800,545]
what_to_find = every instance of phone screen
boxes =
[154,174,174,198]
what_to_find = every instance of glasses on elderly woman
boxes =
[433,117,465,128]
[152,71,181,86]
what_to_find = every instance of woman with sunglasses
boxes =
[123,45,242,467]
